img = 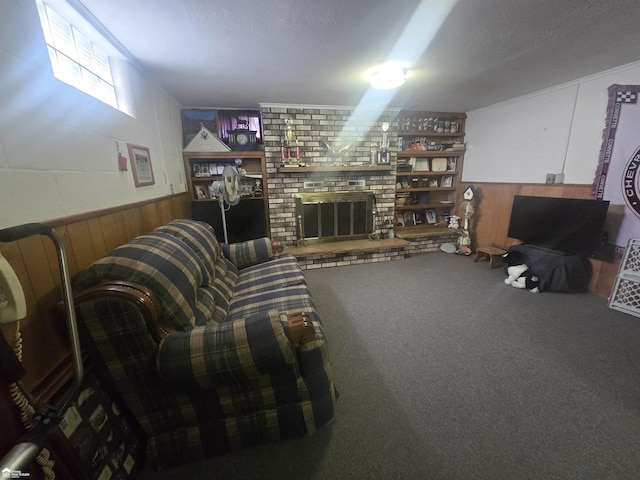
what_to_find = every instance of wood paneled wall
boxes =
[0,194,190,396]
[0,184,620,397]
[459,182,620,298]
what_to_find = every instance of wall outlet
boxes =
[553,174,565,184]
[545,173,556,184]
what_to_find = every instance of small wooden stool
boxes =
[474,246,507,269]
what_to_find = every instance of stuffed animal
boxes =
[448,215,460,229]
[502,251,540,293]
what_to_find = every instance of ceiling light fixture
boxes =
[365,63,409,90]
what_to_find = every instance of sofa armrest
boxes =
[156,309,296,390]
[285,312,316,347]
[221,238,276,269]
[74,281,174,343]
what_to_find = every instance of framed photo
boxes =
[425,209,437,224]
[428,177,439,187]
[415,158,429,171]
[447,158,457,171]
[181,109,216,147]
[432,157,447,172]
[195,185,208,199]
[403,211,416,226]
[127,144,155,187]
[442,175,453,187]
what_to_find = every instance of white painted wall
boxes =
[464,61,640,185]
[0,0,186,228]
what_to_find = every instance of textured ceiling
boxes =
[77,0,640,111]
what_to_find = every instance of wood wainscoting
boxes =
[458,182,620,298]
[0,193,190,398]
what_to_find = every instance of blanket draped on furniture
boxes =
[72,219,336,469]
[505,244,592,292]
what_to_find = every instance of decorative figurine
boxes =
[457,186,477,255]
[252,178,263,197]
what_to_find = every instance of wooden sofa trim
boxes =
[286,312,316,347]
[74,281,173,343]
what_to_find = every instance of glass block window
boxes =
[36,0,118,109]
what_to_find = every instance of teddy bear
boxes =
[448,215,460,229]
[502,251,540,293]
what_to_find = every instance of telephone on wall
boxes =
[0,223,84,479]
[0,250,26,323]
[0,250,27,384]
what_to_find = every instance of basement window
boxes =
[35,0,119,110]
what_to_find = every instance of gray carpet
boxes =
[140,252,640,479]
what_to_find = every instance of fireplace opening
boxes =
[295,192,374,243]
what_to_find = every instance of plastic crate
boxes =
[609,238,640,317]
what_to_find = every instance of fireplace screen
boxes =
[295,192,374,243]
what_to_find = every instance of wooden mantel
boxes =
[276,165,394,173]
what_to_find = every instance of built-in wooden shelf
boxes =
[394,225,458,238]
[396,150,466,156]
[277,165,394,173]
[398,131,466,138]
[395,202,454,210]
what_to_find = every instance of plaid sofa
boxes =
[72,219,336,469]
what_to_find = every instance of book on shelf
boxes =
[445,142,466,151]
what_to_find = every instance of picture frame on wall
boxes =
[181,109,217,147]
[127,144,155,187]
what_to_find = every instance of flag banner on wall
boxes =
[593,84,640,257]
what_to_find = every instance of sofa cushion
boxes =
[228,284,317,322]
[196,286,229,324]
[155,219,222,284]
[156,219,239,311]
[74,231,207,330]
[234,255,306,297]
[222,238,273,269]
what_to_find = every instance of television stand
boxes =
[506,244,592,292]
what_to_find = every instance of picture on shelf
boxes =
[181,109,216,147]
[195,185,208,199]
[403,212,416,226]
[432,157,447,172]
[428,177,439,187]
[447,158,457,171]
[425,209,437,224]
[442,175,453,187]
[415,158,429,171]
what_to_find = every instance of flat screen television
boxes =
[507,195,610,257]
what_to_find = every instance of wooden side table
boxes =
[474,246,507,269]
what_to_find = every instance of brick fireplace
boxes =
[260,104,399,245]
[257,104,460,268]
